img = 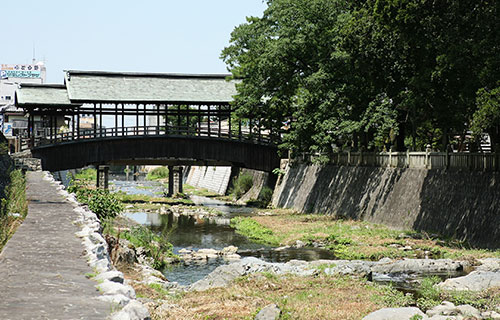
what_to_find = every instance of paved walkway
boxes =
[0,171,111,320]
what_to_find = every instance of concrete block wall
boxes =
[272,162,500,248]
[186,166,232,195]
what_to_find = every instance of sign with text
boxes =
[1,64,42,79]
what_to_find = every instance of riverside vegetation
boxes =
[0,169,28,252]
[68,168,176,269]
[68,168,500,319]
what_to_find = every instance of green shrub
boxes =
[258,186,273,205]
[146,167,169,181]
[69,181,123,220]
[231,173,254,198]
[73,168,97,183]
[415,277,442,311]
[121,225,174,269]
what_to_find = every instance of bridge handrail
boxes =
[23,124,281,149]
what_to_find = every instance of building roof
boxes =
[15,84,74,107]
[64,70,237,104]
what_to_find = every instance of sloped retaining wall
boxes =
[272,162,500,248]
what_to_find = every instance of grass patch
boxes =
[144,273,414,320]
[184,184,235,202]
[231,209,500,261]
[146,166,169,181]
[231,217,280,246]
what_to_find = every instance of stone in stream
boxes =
[437,270,500,291]
[254,304,281,320]
[371,258,467,275]
[362,307,426,320]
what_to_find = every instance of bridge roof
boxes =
[64,70,238,104]
[15,84,75,108]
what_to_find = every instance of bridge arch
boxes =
[32,135,279,172]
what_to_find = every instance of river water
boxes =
[109,178,335,285]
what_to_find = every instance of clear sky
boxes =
[0,0,267,83]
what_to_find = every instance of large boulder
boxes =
[255,304,281,320]
[437,271,500,291]
[363,307,426,320]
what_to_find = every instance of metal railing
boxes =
[21,124,280,150]
[297,150,500,171]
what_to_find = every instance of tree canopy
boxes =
[222,0,500,155]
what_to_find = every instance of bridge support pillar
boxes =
[166,166,183,197]
[167,165,174,197]
[133,166,138,181]
[96,165,109,189]
[178,166,183,194]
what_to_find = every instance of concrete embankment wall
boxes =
[186,166,233,195]
[272,162,500,248]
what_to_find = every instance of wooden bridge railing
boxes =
[21,124,280,150]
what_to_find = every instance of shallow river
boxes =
[110,178,335,285]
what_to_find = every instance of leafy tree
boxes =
[222,0,500,154]
[471,86,500,151]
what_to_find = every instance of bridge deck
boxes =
[0,172,111,319]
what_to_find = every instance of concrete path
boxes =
[0,171,112,320]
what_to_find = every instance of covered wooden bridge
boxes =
[15,71,281,184]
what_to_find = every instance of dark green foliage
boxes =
[222,0,500,153]
[471,86,500,150]
[231,173,254,198]
[258,186,273,205]
[68,180,123,220]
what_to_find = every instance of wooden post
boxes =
[238,119,242,140]
[218,105,221,138]
[178,166,183,194]
[115,103,118,137]
[133,165,138,181]
[122,103,125,136]
[198,105,202,136]
[99,103,103,137]
[228,106,232,139]
[77,106,80,139]
[168,165,174,197]
[104,166,109,190]
[96,166,101,189]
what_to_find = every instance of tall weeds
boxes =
[0,169,27,250]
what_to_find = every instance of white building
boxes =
[0,61,46,151]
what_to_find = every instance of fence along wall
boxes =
[300,151,500,171]
[272,156,500,248]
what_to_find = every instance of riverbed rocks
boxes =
[363,302,500,320]
[437,270,500,291]
[362,307,425,320]
[179,246,241,263]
